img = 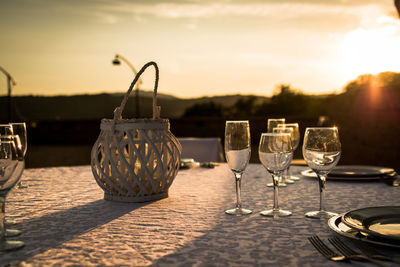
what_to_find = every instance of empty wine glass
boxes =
[267,118,287,187]
[259,132,293,217]
[224,120,252,216]
[277,123,300,181]
[11,123,27,189]
[273,127,295,184]
[267,118,285,133]
[0,124,13,136]
[303,127,341,219]
[0,135,24,237]
[0,139,24,251]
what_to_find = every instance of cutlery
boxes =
[382,172,399,187]
[329,237,388,266]
[353,240,400,264]
[308,236,349,262]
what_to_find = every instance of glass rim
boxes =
[261,132,291,137]
[267,118,285,121]
[273,127,293,131]
[305,127,338,130]
[225,120,249,123]
[0,134,19,138]
[277,123,299,127]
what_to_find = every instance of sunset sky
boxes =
[1,0,400,98]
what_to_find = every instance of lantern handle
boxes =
[113,61,160,123]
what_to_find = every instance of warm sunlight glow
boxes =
[340,21,400,80]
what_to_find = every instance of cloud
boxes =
[90,1,392,22]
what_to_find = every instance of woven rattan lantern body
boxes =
[91,62,181,202]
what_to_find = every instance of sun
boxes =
[339,25,400,80]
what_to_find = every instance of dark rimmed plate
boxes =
[342,206,400,242]
[301,165,395,181]
[328,214,400,248]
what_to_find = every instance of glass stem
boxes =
[0,194,6,241]
[318,173,327,212]
[272,173,280,211]
[234,172,242,209]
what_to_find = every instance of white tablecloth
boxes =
[1,164,399,266]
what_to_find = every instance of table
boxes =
[1,164,399,266]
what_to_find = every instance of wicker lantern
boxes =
[91,62,182,202]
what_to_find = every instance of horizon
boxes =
[1,0,400,98]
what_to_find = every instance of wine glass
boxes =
[272,127,295,184]
[277,123,300,181]
[267,118,285,133]
[10,123,27,188]
[303,127,341,219]
[267,118,287,187]
[259,132,293,217]
[0,139,25,251]
[0,135,24,237]
[0,124,13,136]
[224,120,252,216]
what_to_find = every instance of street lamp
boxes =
[0,66,16,122]
[112,54,142,117]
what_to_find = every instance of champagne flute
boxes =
[224,120,252,216]
[10,123,27,188]
[0,139,24,251]
[259,132,293,217]
[277,123,300,181]
[303,127,341,219]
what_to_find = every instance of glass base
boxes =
[225,207,252,216]
[0,240,24,252]
[17,182,28,189]
[5,229,21,237]
[283,178,295,184]
[267,182,287,187]
[305,210,338,219]
[5,219,17,227]
[260,209,292,217]
[288,175,300,181]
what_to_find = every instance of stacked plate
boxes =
[328,206,400,248]
[301,165,396,181]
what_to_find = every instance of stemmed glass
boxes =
[11,123,27,188]
[0,135,24,237]
[267,118,287,187]
[277,123,300,181]
[303,127,341,219]
[0,139,25,251]
[273,127,295,184]
[259,132,293,217]
[224,120,252,216]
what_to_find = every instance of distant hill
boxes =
[0,91,269,122]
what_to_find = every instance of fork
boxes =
[353,240,400,264]
[329,237,388,267]
[308,236,348,262]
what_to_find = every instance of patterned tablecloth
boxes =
[0,164,399,266]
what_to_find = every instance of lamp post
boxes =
[112,54,142,118]
[0,66,16,122]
